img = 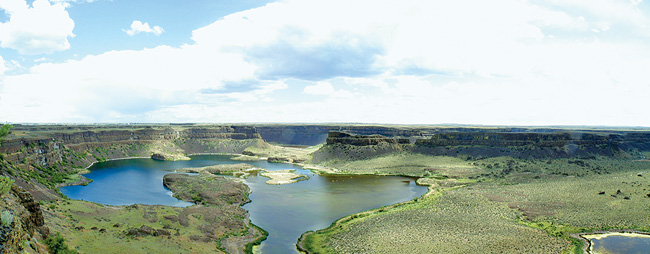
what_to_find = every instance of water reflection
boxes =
[587,233,650,254]
[60,155,428,254]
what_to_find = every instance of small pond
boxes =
[60,155,428,254]
[584,233,650,254]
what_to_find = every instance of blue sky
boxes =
[1,0,650,125]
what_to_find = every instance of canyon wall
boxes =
[0,125,265,200]
[320,130,650,160]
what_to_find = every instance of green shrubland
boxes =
[304,150,650,253]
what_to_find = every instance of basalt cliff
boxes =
[0,125,265,200]
[313,129,650,162]
[3,124,650,199]
[2,124,650,253]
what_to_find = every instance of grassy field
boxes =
[478,170,650,230]
[302,185,570,253]
[44,200,244,253]
[302,156,650,253]
[44,171,260,254]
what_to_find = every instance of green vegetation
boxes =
[244,223,268,254]
[318,152,479,177]
[24,165,71,188]
[0,124,12,141]
[4,124,650,253]
[470,156,649,178]
[303,151,650,253]
[44,232,78,254]
[1,210,14,227]
[0,176,14,196]
[479,171,650,230]
[302,185,569,253]
[517,220,584,254]
[45,199,246,253]
[163,173,250,206]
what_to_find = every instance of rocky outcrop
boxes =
[256,125,422,146]
[415,132,615,147]
[0,184,49,254]
[150,152,189,161]
[321,130,650,160]
[0,125,267,200]
[176,164,259,178]
[125,225,170,237]
[326,132,410,146]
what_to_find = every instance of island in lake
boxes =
[1,124,650,253]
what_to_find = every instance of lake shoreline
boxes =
[62,153,431,253]
[571,230,650,254]
[296,177,443,253]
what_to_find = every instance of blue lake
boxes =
[60,155,428,254]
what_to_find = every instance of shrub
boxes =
[0,176,14,196]
[44,232,78,254]
[1,210,14,227]
[0,124,12,147]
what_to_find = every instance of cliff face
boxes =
[415,132,618,147]
[0,125,265,200]
[326,132,409,146]
[257,126,331,146]
[3,125,650,200]
[311,132,406,163]
[0,184,49,254]
[321,130,650,160]
[255,125,427,146]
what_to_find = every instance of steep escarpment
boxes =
[0,125,266,200]
[256,125,429,146]
[413,132,650,159]
[0,182,49,254]
[316,130,650,162]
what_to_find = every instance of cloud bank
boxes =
[0,0,75,55]
[1,0,649,125]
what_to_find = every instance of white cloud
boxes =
[33,57,50,63]
[0,56,7,75]
[303,82,335,95]
[0,0,75,55]
[123,21,164,36]
[50,0,99,3]
[2,0,650,125]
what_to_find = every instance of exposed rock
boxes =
[125,225,168,237]
[0,125,268,199]
[153,229,170,236]
[151,152,190,161]
[0,184,49,254]
[326,132,409,146]
[267,157,293,163]
[260,170,308,185]
[124,225,170,237]
[175,164,260,178]
[151,153,167,161]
